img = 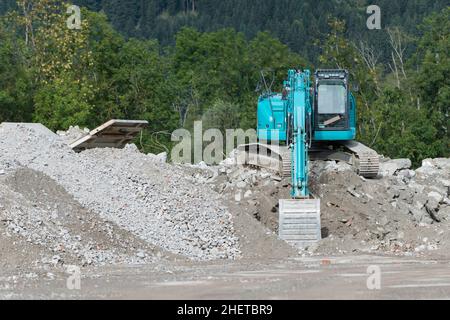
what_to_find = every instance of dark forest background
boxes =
[0,1,448,164]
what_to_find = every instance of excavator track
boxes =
[237,140,380,179]
[356,153,380,178]
[342,141,380,178]
[281,151,292,177]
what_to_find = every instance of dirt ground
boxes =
[2,254,450,299]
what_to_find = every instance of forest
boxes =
[0,0,448,165]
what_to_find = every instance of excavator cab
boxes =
[313,70,356,142]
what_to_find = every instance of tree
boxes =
[202,99,240,133]
[319,18,381,149]
[412,7,450,158]
[23,2,97,130]
[0,19,33,122]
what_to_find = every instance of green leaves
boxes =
[33,77,94,130]
[1,1,448,164]
[0,19,33,122]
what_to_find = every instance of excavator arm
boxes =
[278,70,322,248]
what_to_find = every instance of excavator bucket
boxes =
[278,199,321,248]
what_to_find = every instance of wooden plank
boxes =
[323,115,342,126]
[70,119,148,152]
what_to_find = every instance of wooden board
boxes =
[70,119,149,152]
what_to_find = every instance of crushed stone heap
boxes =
[0,123,240,262]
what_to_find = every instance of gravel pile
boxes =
[56,125,89,145]
[0,123,240,261]
[0,169,160,267]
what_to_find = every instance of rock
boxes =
[439,205,450,219]
[155,152,167,163]
[197,161,208,169]
[347,187,361,198]
[428,191,444,203]
[421,159,436,168]
[439,179,450,188]
[236,181,247,189]
[244,190,252,199]
[416,166,438,176]
[136,251,146,258]
[415,158,449,177]
[425,199,441,222]
[415,244,426,252]
[380,159,412,177]
[51,255,61,265]
[0,169,5,175]
[271,175,282,182]
[0,123,241,262]
[431,158,450,170]
[219,167,227,174]
[398,169,415,180]
[234,192,242,202]
[409,207,426,223]
[260,171,271,179]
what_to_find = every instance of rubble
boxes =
[379,158,412,177]
[1,121,449,268]
[206,151,450,257]
[0,123,240,262]
[56,125,89,145]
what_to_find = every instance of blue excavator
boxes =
[237,69,379,247]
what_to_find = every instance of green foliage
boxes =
[49,0,449,66]
[370,88,443,166]
[171,27,306,131]
[33,75,94,129]
[0,19,33,122]
[412,7,450,157]
[0,0,448,165]
[202,99,240,133]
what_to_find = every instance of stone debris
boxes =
[379,158,412,177]
[56,125,90,145]
[0,123,240,264]
[1,121,450,267]
[205,151,450,256]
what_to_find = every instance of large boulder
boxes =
[416,158,450,177]
[379,159,412,177]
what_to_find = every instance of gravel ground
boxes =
[0,123,240,261]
